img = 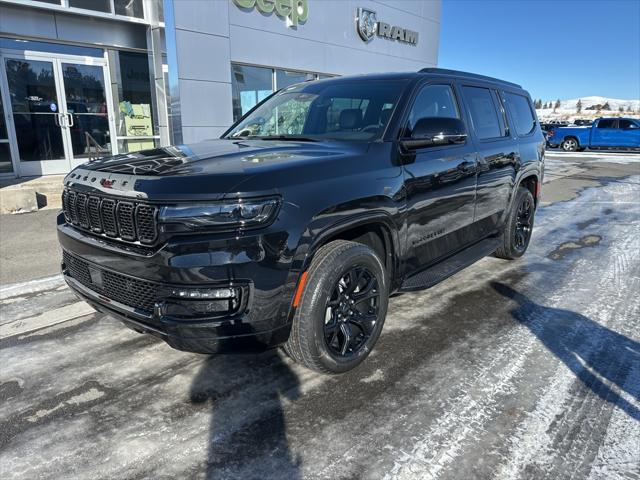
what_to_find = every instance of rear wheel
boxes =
[284,240,389,374]
[561,137,579,152]
[494,187,535,260]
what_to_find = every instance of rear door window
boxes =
[462,86,502,140]
[503,92,536,136]
[618,119,639,129]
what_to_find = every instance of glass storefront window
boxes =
[275,70,315,90]
[232,65,273,122]
[69,0,111,13]
[114,51,157,152]
[115,0,144,18]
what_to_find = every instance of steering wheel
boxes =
[361,124,380,133]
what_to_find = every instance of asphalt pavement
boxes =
[0,151,639,480]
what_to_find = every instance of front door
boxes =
[0,52,115,176]
[401,82,478,275]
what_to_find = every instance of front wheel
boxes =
[494,187,535,260]
[561,138,579,152]
[284,240,389,374]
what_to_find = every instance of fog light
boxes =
[170,287,238,299]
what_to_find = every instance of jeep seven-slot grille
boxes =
[63,251,158,313]
[62,189,158,245]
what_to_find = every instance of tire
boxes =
[494,187,535,260]
[284,240,389,374]
[561,137,579,152]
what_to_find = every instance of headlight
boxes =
[159,198,280,232]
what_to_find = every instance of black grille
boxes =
[63,251,158,313]
[62,188,159,245]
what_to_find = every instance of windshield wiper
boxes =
[257,135,319,142]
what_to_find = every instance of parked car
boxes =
[573,119,593,126]
[548,117,640,151]
[58,68,544,374]
[540,122,567,146]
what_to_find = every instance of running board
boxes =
[400,237,502,292]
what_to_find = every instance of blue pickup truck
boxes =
[548,117,640,151]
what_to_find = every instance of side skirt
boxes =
[399,236,502,292]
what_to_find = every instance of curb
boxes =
[0,274,65,300]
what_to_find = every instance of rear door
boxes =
[590,118,618,147]
[616,119,640,148]
[459,84,518,237]
[400,82,478,274]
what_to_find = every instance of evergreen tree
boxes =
[627,105,633,112]
[576,99,582,113]
[553,99,561,113]
[602,101,611,110]
[619,106,624,113]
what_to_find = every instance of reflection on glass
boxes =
[0,144,13,173]
[5,59,65,162]
[12,113,66,162]
[62,63,112,159]
[115,0,144,18]
[276,70,315,90]
[232,64,273,122]
[69,0,111,13]
[5,59,58,113]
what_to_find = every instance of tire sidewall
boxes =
[304,245,388,373]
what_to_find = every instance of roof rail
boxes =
[419,68,522,89]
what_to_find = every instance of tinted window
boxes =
[597,119,616,129]
[407,84,460,132]
[463,86,502,139]
[618,119,639,129]
[503,92,536,135]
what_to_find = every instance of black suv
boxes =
[58,68,544,374]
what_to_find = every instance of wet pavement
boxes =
[1,152,639,480]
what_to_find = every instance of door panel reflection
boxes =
[62,63,111,159]
[5,59,65,162]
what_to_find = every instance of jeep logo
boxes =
[356,7,419,45]
[232,0,308,27]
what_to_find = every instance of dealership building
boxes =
[0,0,440,178]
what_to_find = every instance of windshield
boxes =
[224,80,408,141]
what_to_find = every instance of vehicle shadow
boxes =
[189,347,301,480]
[492,282,640,420]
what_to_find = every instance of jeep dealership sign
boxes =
[356,8,418,45]
[232,0,308,27]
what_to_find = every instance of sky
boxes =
[438,0,640,102]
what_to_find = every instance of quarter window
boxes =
[407,84,460,133]
[462,86,502,140]
[503,92,536,136]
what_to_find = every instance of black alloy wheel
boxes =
[514,195,534,253]
[494,186,536,260]
[284,240,389,374]
[324,266,380,357]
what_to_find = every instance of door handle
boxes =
[66,113,74,127]
[55,113,66,128]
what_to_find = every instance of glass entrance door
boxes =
[0,52,115,176]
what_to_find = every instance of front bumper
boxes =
[58,213,298,353]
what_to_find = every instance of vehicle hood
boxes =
[66,139,370,202]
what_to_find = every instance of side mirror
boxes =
[401,117,468,150]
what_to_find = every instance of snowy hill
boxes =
[535,96,639,122]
